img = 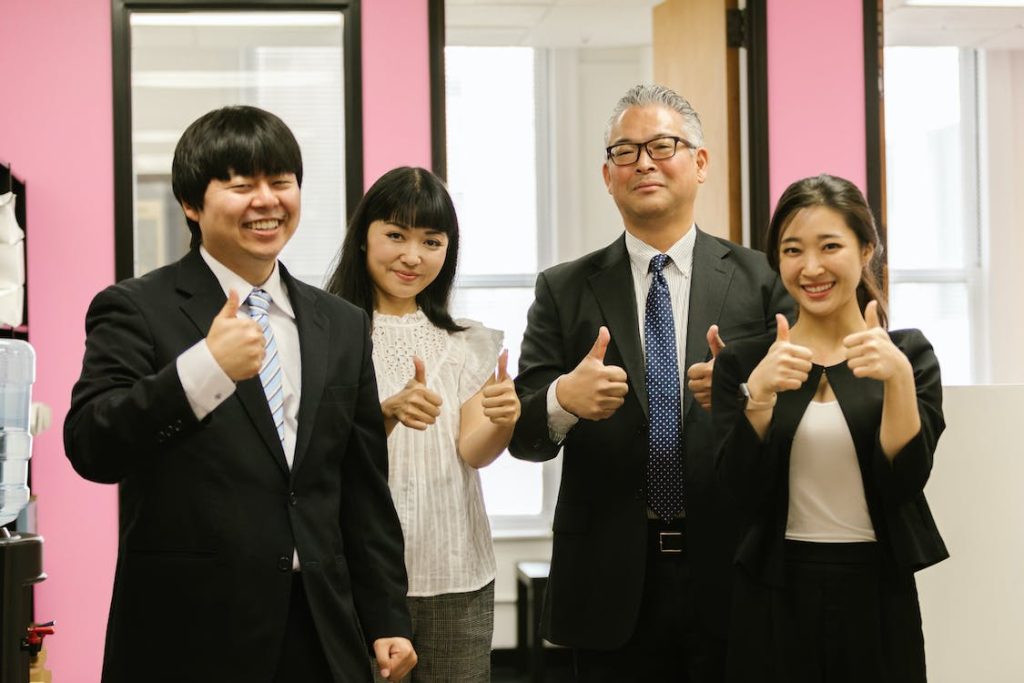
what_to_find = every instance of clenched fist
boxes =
[207,289,266,382]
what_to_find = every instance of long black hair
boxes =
[326,167,464,332]
[766,173,888,328]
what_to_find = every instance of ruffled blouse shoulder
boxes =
[453,318,503,404]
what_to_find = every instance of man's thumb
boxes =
[775,313,790,342]
[588,326,610,363]
[707,324,725,358]
[219,289,241,319]
[413,356,426,384]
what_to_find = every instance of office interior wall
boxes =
[916,385,1024,682]
[0,2,117,680]
[766,0,867,203]
[980,50,1024,384]
[362,0,433,185]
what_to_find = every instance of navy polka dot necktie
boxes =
[645,254,684,521]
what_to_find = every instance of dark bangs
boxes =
[368,170,457,238]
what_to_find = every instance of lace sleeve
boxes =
[454,319,503,405]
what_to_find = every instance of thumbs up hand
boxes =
[556,326,629,420]
[843,301,911,381]
[382,356,444,432]
[745,314,814,404]
[481,349,521,426]
[687,324,726,411]
[207,289,267,381]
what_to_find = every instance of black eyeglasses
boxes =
[605,136,695,166]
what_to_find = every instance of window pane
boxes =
[130,12,345,283]
[889,282,970,384]
[445,47,538,276]
[451,286,543,516]
[884,47,964,270]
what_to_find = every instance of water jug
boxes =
[0,340,34,527]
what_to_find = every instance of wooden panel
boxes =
[653,0,740,243]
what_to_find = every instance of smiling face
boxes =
[183,172,300,285]
[778,205,874,323]
[602,104,708,241]
[365,220,450,316]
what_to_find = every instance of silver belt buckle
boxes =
[659,531,683,553]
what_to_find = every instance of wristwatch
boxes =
[738,383,777,411]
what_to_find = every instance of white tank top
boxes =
[785,400,877,542]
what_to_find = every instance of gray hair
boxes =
[604,83,704,148]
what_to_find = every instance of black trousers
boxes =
[573,520,726,683]
[273,573,334,683]
[727,540,926,683]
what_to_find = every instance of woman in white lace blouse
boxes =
[326,167,520,683]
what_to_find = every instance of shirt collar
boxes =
[623,225,697,277]
[199,246,295,319]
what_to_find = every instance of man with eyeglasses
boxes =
[511,84,794,681]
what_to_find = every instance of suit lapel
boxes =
[684,229,734,416]
[829,364,884,456]
[283,267,328,477]
[589,237,648,418]
[176,251,290,476]
[772,365,822,439]
[178,250,227,339]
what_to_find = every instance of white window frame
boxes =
[447,46,561,535]
[886,47,985,383]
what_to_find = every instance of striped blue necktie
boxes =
[246,289,285,445]
[645,254,684,521]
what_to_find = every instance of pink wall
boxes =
[0,1,118,680]
[767,0,867,204]
[0,1,434,680]
[361,0,433,186]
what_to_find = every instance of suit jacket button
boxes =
[277,556,291,572]
[289,492,298,506]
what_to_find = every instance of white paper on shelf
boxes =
[0,193,24,245]
[0,286,24,328]
[0,241,25,289]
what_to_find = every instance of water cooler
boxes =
[0,339,48,683]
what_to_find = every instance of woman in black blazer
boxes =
[712,174,947,683]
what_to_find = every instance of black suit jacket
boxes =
[510,229,794,648]
[64,250,411,683]
[712,328,949,587]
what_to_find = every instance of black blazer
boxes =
[510,229,794,648]
[711,328,949,587]
[64,250,411,683]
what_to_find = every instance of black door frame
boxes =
[111,0,363,281]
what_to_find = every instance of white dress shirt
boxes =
[546,227,697,441]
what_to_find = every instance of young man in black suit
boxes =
[510,84,794,681]
[64,106,416,683]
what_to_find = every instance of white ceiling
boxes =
[445,0,662,47]
[885,0,1024,47]
[445,0,1024,49]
